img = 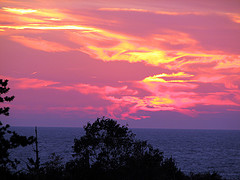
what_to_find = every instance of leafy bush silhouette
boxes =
[189,172,223,180]
[68,117,187,180]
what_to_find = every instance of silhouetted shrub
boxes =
[189,171,223,180]
[69,117,188,180]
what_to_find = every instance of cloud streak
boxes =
[11,36,72,52]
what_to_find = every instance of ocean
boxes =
[9,127,240,179]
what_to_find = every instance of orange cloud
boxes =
[0,24,99,31]
[225,13,240,23]
[163,52,240,73]
[75,84,135,95]
[150,31,198,46]
[69,30,186,65]
[15,78,59,89]
[102,86,240,118]
[10,36,72,52]
[0,75,59,89]
[214,56,240,69]
[68,26,239,71]
[0,6,113,29]
[143,72,195,83]
[99,8,149,13]
[54,83,138,96]
[2,7,238,71]
[69,28,240,71]
[98,8,205,16]
[195,75,224,83]
[114,72,239,117]
[15,78,58,89]
[99,7,240,25]
[2,7,67,20]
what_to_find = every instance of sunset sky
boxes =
[0,0,240,129]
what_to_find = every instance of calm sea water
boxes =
[9,127,240,180]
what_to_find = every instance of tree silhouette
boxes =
[0,79,15,116]
[73,117,136,169]
[0,79,35,176]
[69,117,186,180]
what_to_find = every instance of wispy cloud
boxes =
[99,7,240,24]
[11,36,72,52]
[98,7,206,16]
[0,75,59,89]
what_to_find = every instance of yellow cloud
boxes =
[0,24,99,31]
[2,7,66,19]
[149,96,174,106]
[2,7,37,14]
[1,7,239,70]
[142,72,195,83]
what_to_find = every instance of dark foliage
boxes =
[1,117,224,180]
[66,117,215,180]
[41,153,64,176]
[189,172,223,180]
[0,79,35,179]
[0,79,15,116]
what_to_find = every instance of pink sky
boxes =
[0,0,240,129]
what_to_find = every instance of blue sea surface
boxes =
[10,127,240,179]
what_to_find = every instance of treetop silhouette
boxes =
[0,79,35,173]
